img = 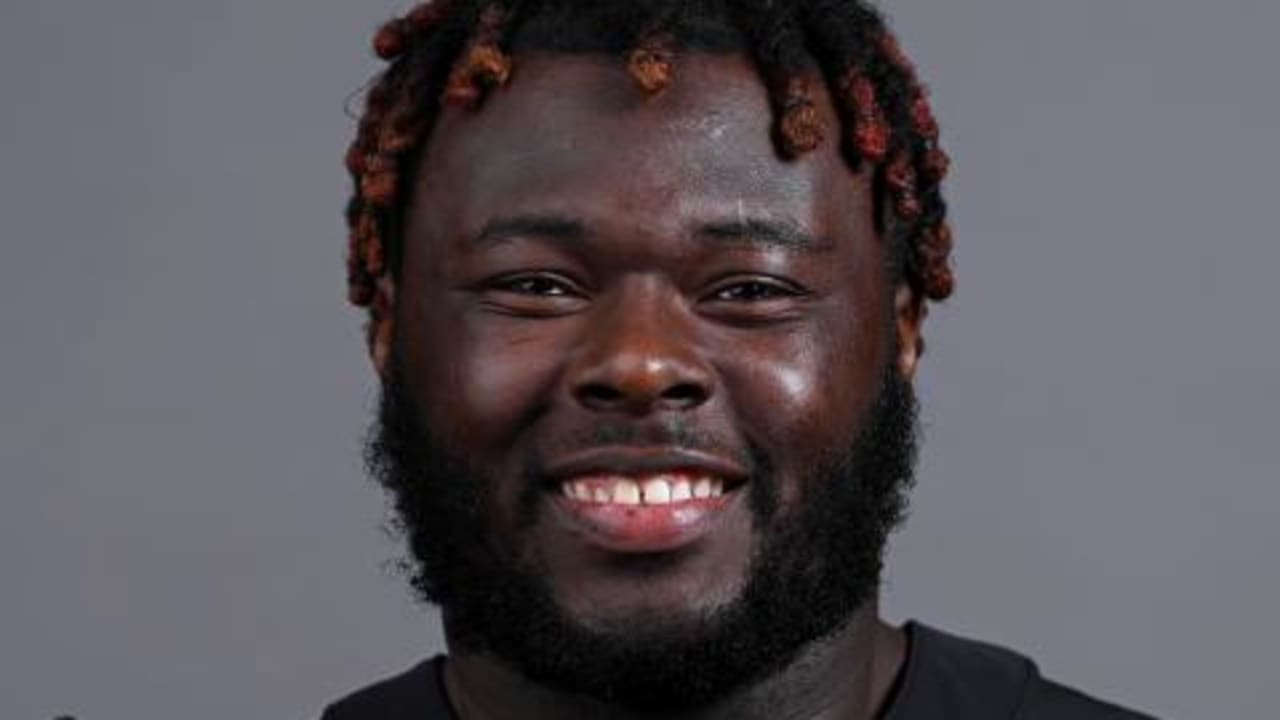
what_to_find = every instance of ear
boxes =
[894,284,927,380]
[368,275,397,380]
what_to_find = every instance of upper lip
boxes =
[542,446,750,487]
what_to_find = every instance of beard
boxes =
[365,359,920,711]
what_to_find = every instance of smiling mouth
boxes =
[558,472,732,506]
[547,469,748,553]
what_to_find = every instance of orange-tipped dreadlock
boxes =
[840,70,889,163]
[627,31,677,94]
[725,0,827,157]
[798,0,954,300]
[344,0,956,314]
[444,3,515,108]
[625,4,682,95]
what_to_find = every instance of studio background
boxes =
[2,1,1275,718]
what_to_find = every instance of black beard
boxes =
[365,363,919,711]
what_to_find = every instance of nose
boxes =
[567,285,713,415]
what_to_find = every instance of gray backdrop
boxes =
[3,1,1276,718]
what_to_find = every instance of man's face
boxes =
[370,51,922,705]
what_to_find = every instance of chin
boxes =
[549,568,749,634]
[522,487,762,633]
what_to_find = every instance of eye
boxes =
[699,275,812,325]
[478,272,588,318]
[708,278,804,302]
[494,274,577,297]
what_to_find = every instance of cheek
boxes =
[718,315,885,492]
[716,331,835,462]
[456,327,562,440]
[725,336,827,440]
[400,298,565,451]
[442,327,563,445]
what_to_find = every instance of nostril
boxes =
[576,383,627,409]
[573,380,709,412]
[660,382,708,409]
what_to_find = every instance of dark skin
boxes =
[369,52,925,719]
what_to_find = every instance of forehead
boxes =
[410,51,873,249]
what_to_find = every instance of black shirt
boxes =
[320,622,1155,719]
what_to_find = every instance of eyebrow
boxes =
[471,212,831,254]
[695,217,833,255]
[474,214,587,247]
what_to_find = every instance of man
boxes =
[325,1,1153,717]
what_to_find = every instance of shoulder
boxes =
[887,623,1156,720]
[319,657,452,720]
[1020,677,1157,720]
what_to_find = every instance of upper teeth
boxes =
[561,475,725,505]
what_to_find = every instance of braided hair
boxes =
[344,0,954,322]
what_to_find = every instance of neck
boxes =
[442,602,907,720]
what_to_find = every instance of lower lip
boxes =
[550,492,739,554]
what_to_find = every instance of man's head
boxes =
[344,0,952,710]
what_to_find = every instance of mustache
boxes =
[529,418,756,475]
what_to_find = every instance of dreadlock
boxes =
[344,0,954,321]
